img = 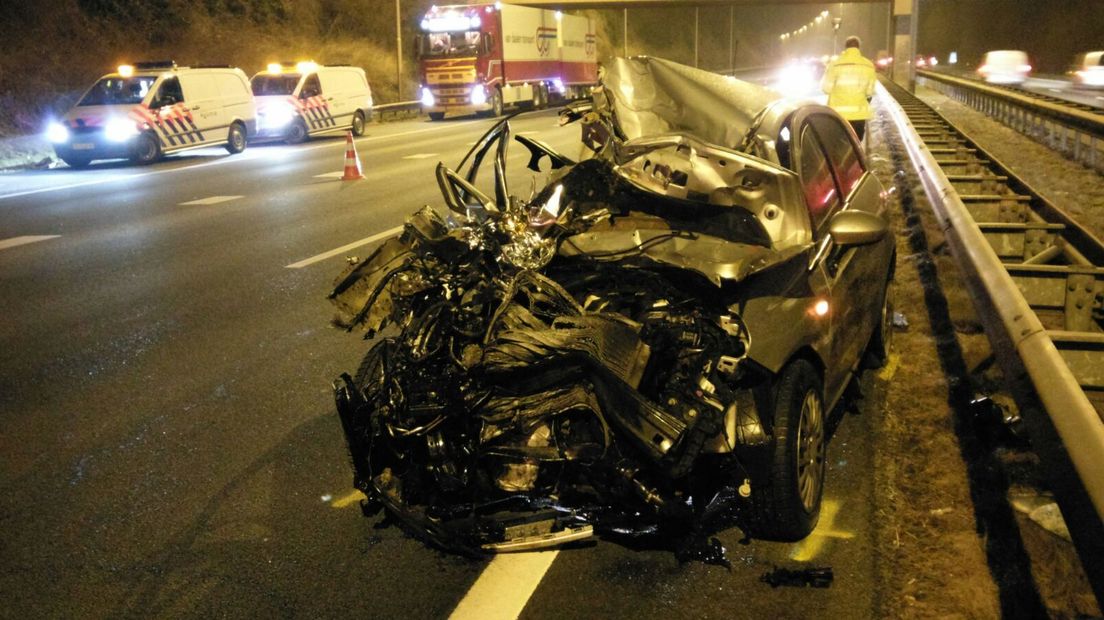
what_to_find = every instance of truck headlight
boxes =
[470,84,487,105]
[105,117,139,142]
[421,87,435,107]
[46,122,69,144]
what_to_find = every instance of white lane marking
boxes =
[0,121,485,202]
[449,551,559,620]
[518,130,542,135]
[285,226,403,269]
[179,195,242,206]
[314,171,346,179]
[402,153,439,159]
[0,235,61,251]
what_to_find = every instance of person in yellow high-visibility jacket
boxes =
[821,36,876,140]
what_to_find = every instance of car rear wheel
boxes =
[131,132,162,165]
[285,119,309,144]
[224,121,246,154]
[747,359,825,541]
[351,110,367,136]
[428,112,445,121]
[863,282,894,369]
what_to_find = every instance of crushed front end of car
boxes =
[328,57,818,558]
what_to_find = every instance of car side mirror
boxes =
[827,210,887,247]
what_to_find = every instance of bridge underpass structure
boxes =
[512,0,919,88]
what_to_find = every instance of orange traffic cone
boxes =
[341,131,364,181]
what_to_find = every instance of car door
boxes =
[298,73,333,132]
[792,110,871,403]
[148,76,203,149]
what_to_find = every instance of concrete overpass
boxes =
[512,0,919,88]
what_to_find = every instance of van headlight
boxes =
[105,117,139,142]
[46,122,69,144]
[260,103,295,128]
[421,87,435,107]
[470,84,487,105]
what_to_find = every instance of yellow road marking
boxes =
[330,490,366,509]
[789,499,854,562]
[450,551,559,620]
[877,352,901,381]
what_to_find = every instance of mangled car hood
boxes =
[601,56,781,150]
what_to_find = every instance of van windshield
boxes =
[251,75,301,96]
[78,76,158,106]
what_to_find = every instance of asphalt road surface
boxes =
[1,110,881,618]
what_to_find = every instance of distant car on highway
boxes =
[977,50,1031,85]
[1070,51,1104,88]
[47,62,256,168]
[250,62,373,143]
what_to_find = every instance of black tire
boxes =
[428,111,446,121]
[130,132,161,165]
[863,281,894,369]
[60,155,91,169]
[491,88,504,117]
[534,84,547,110]
[747,359,826,541]
[351,110,367,136]
[285,119,309,144]
[224,121,246,154]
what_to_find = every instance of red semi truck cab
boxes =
[417,3,598,120]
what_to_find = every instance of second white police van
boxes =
[250,62,373,143]
[47,61,256,168]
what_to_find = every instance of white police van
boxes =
[250,62,373,143]
[47,61,257,168]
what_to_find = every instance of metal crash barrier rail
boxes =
[879,77,1104,604]
[916,70,1104,172]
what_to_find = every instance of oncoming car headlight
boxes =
[470,84,487,105]
[46,122,69,144]
[421,87,436,108]
[105,117,139,142]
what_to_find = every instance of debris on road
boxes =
[759,565,834,588]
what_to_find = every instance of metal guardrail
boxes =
[879,77,1104,605]
[372,100,422,122]
[916,70,1104,172]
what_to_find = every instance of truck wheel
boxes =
[534,84,547,109]
[491,89,504,117]
[60,155,91,169]
[224,121,247,154]
[351,110,367,136]
[131,132,162,165]
[428,112,445,121]
[285,119,309,144]
[746,359,825,541]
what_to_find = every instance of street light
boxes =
[831,16,842,54]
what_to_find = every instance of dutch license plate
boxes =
[72,143,95,150]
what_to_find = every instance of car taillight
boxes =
[979,64,989,73]
[1020,64,1032,72]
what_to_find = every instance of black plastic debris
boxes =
[969,396,1028,447]
[674,536,731,569]
[760,565,834,588]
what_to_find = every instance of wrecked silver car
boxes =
[330,57,894,557]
